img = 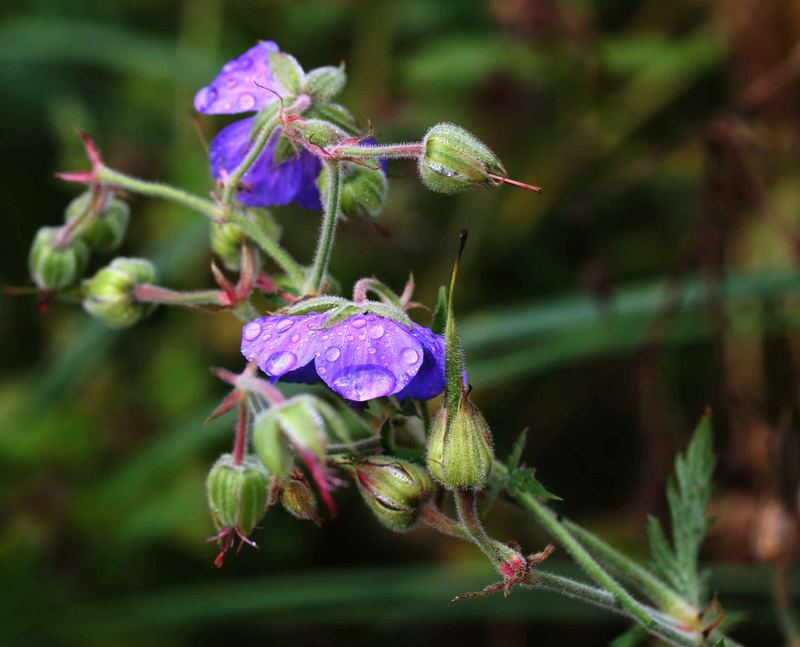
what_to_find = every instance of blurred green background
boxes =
[2,0,799,644]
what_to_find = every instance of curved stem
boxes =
[454,490,509,568]
[97,166,219,219]
[334,142,423,159]
[133,284,226,307]
[304,160,341,295]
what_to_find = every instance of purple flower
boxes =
[195,41,324,209]
[240,312,446,402]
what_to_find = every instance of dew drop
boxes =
[358,334,366,341]
[275,318,293,332]
[319,367,327,375]
[368,324,385,339]
[352,317,366,328]
[367,347,376,354]
[226,78,238,88]
[265,350,297,375]
[243,321,261,340]
[346,335,354,341]
[331,365,397,401]
[402,348,420,364]
[290,333,300,343]
[238,93,256,110]
[325,347,341,361]
[196,87,217,108]
[223,60,239,72]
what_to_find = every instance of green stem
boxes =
[221,95,311,207]
[304,160,341,295]
[227,211,305,288]
[97,167,219,219]
[133,284,225,306]
[334,142,423,159]
[509,487,701,644]
[564,519,697,620]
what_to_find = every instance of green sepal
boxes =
[252,410,294,478]
[306,103,359,135]
[82,257,157,328]
[206,454,270,535]
[303,64,346,102]
[251,102,282,138]
[272,132,299,164]
[285,295,350,315]
[430,285,447,334]
[29,226,90,291]
[269,51,305,96]
[65,191,130,253]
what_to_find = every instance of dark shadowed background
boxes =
[1,0,799,645]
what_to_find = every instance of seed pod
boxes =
[280,473,321,526]
[28,226,90,290]
[65,191,130,253]
[354,456,434,531]
[418,123,507,194]
[206,453,271,537]
[82,257,157,328]
[426,394,494,490]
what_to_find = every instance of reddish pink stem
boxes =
[487,173,543,193]
[232,393,248,465]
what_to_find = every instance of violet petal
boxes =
[195,41,283,115]
[314,314,424,402]
[293,152,323,210]
[241,312,327,378]
[395,323,446,400]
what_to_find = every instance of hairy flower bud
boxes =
[65,191,130,252]
[353,456,434,531]
[427,394,494,490]
[206,453,270,537]
[293,119,349,149]
[318,163,387,220]
[28,226,89,290]
[210,209,281,271]
[252,409,294,478]
[280,472,321,526]
[303,65,346,103]
[82,257,157,328]
[418,123,507,194]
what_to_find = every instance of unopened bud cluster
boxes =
[206,454,271,538]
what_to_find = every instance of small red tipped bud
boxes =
[82,257,157,328]
[28,226,90,291]
[65,191,130,253]
[280,472,322,526]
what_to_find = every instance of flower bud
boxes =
[82,257,157,328]
[252,409,294,478]
[210,209,281,271]
[303,65,346,103]
[318,163,387,221]
[354,456,434,531]
[65,191,130,253]
[418,123,507,194]
[28,226,89,290]
[206,453,270,537]
[280,472,321,526]
[426,394,494,490]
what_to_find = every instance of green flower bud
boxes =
[82,257,157,328]
[28,226,90,290]
[206,453,270,537]
[210,209,281,271]
[65,191,130,252]
[426,394,494,490]
[252,409,294,478]
[306,103,359,135]
[318,162,387,221]
[303,65,346,103]
[418,123,507,194]
[354,456,434,531]
[280,473,321,526]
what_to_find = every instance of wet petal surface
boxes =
[241,312,327,378]
[194,41,283,115]
[395,323,446,400]
[314,313,424,401]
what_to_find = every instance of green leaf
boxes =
[506,428,528,472]
[647,411,715,604]
[431,285,447,334]
[506,467,562,501]
[269,51,305,95]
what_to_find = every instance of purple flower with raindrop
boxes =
[240,312,446,402]
[195,41,324,209]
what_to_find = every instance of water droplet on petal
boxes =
[226,78,238,88]
[319,367,327,375]
[346,335,354,341]
[276,318,293,332]
[243,322,261,340]
[332,366,397,401]
[358,334,366,341]
[238,93,256,110]
[402,348,420,364]
[265,350,297,375]
[223,60,239,72]
[352,317,366,328]
[291,333,300,342]
[196,87,217,109]
[369,324,385,339]
[368,347,376,354]
[325,347,341,361]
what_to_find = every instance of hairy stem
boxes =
[97,167,219,219]
[133,284,227,307]
[335,142,423,159]
[232,393,248,465]
[304,160,341,295]
[454,490,508,568]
